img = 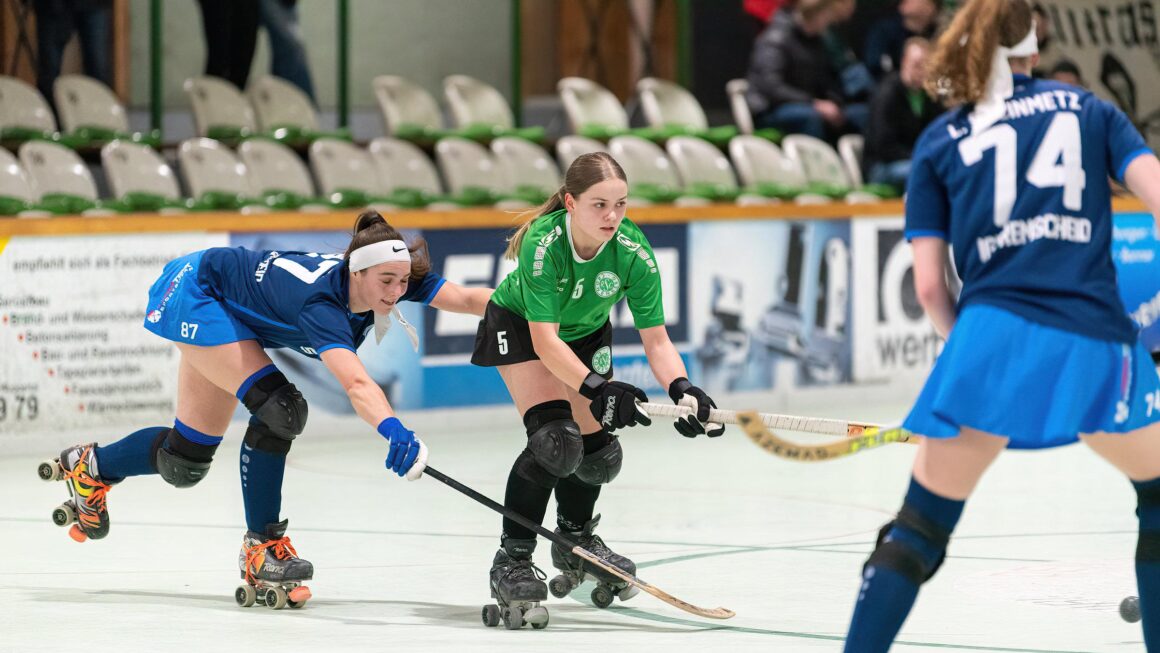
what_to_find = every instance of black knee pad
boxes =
[243,420,294,455]
[151,428,217,488]
[515,400,582,484]
[241,370,308,439]
[574,435,623,485]
[864,505,951,585]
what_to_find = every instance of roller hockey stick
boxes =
[423,466,735,620]
[640,403,914,462]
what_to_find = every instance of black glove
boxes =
[668,377,725,438]
[578,372,652,431]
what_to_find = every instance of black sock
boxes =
[555,430,609,531]
[502,457,554,541]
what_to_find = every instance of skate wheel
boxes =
[287,585,311,606]
[235,584,257,608]
[591,584,614,609]
[525,606,549,630]
[481,604,500,628]
[618,585,640,602]
[265,585,288,609]
[37,460,60,481]
[53,503,76,527]
[548,575,572,599]
[501,605,524,630]
[68,524,87,543]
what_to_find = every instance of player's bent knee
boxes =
[864,505,951,584]
[152,429,216,488]
[574,435,623,485]
[241,371,308,438]
[521,400,583,479]
[244,421,295,455]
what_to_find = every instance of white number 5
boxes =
[497,330,509,355]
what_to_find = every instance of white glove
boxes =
[405,439,428,481]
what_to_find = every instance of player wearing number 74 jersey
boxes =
[842,0,1160,649]
[39,210,492,609]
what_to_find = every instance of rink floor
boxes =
[2,390,1148,652]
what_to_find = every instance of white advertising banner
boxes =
[1039,0,1160,148]
[0,233,225,437]
[851,217,943,383]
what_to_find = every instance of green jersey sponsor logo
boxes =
[591,346,611,374]
[594,271,621,298]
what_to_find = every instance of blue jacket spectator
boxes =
[863,0,941,80]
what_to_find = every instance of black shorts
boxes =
[471,302,614,379]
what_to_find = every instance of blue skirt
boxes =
[904,304,1160,449]
[143,251,257,346]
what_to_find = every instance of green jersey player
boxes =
[470,152,724,627]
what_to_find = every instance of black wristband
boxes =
[668,377,692,403]
[578,372,606,400]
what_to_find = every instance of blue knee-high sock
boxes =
[95,426,168,481]
[844,477,965,653]
[1133,476,1160,646]
[240,420,286,534]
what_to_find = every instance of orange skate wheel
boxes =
[288,585,312,604]
[68,524,88,542]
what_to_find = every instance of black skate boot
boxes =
[236,519,313,610]
[482,537,550,630]
[38,443,113,542]
[549,514,640,608]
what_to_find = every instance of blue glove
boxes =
[377,417,421,477]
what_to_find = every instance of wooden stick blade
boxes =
[572,547,736,619]
[738,412,912,462]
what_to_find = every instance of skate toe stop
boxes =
[68,525,87,542]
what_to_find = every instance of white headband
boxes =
[970,21,1039,133]
[349,239,411,272]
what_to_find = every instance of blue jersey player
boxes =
[843,0,1160,649]
[42,211,491,608]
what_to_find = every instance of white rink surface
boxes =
[1,386,1149,652]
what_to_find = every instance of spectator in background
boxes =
[1049,60,1085,88]
[31,0,112,106]
[824,0,876,104]
[259,0,315,102]
[745,0,869,142]
[863,0,941,79]
[862,37,941,192]
[195,0,260,90]
[743,0,784,25]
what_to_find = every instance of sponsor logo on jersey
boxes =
[254,251,281,282]
[148,262,194,323]
[594,271,621,298]
[146,309,162,323]
[591,346,611,374]
[300,346,317,356]
[538,225,562,248]
[616,232,641,252]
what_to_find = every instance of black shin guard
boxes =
[555,431,612,530]
[502,457,554,541]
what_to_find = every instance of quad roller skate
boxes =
[549,515,640,609]
[37,444,113,542]
[236,519,313,610]
[482,537,550,630]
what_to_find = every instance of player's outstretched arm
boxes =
[912,236,956,339]
[639,325,724,437]
[429,282,493,317]
[320,348,426,479]
[1124,153,1160,226]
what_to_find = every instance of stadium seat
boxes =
[490,137,560,205]
[247,76,350,147]
[372,75,449,144]
[177,138,267,213]
[443,75,544,143]
[0,76,86,148]
[556,77,662,142]
[554,135,606,170]
[665,136,770,205]
[637,77,743,148]
[837,134,868,188]
[308,138,400,211]
[728,135,829,204]
[101,141,187,213]
[434,137,533,209]
[607,135,709,207]
[184,76,259,143]
[20,140,123,215]
[0,147,50,217]
[54,75,161,148]
[725,79,782,142]
[367,137,459,210]
[238,139,331,211]
[781,134,882,203]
